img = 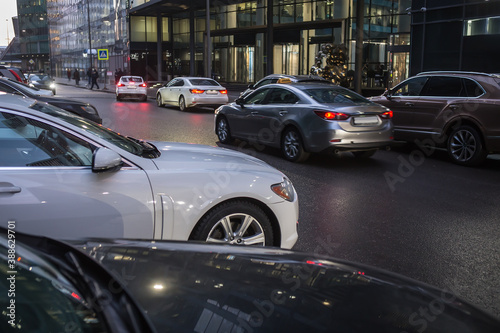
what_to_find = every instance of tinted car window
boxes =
[393,76,428,96]
[306,87,372,105]
[0,111,94,167]
[421,76,466,97]
[0,81,19,94]
[254,78,274,89]
[189,79,220,86]
[268,88,299,104]
[463,78,484,97]
[0,247,109,332]
[244,88,269,105]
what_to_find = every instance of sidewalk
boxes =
[54,76,247,97]
[55,77,115,93]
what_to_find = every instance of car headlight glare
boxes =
[271,177,295,202]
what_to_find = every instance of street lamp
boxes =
[87,0,92,73]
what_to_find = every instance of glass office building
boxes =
[47,0,129,80]
[410,0,500,74]
[45,0,411,87]
[129,0,412,87]
[17,0,50,73]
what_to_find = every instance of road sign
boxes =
[98,49,109,60]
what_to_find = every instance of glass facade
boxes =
[47,0,128,82]
[18,0,50,73]
[46,0,412,86]
[411,0,500,74]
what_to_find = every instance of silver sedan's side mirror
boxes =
[92,147,123,172]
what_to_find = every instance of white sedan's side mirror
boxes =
[92,147,123,172]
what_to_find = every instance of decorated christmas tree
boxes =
[310,43,351,88]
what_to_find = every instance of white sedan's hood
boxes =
[149,141,283,179]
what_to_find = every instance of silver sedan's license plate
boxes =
[353,116,378,125]
[206,90,218,94]
[127,86,137,89]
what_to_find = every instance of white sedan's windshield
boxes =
[30,102,158,157]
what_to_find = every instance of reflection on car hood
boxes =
[150,141,279,176]
[36,96,87,106]
[73,239,500,333]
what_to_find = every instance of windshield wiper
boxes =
[126,136,161,158]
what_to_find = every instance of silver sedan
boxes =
[215,83,394,162]
[156,77,228,111]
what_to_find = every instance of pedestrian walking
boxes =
[90,68,100,90]
[67,68,71,81]
[87,68,92,86]
[114,69,120,84]
[73,68,80,86]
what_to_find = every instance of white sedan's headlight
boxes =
[271,177,295,202]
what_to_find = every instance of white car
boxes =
[116,75,148,101]
[156,77,229,111]
[0,94,298,248]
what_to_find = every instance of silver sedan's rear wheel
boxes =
[447,125,487,166]
[281,128,310,162]
[191,201,274,246]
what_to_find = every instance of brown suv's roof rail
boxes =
[417,71,500,78]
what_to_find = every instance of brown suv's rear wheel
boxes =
[447,125,487,166]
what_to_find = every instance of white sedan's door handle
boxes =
[0,183,21,194]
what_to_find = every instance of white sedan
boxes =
[116,75,148,101]
[0,94,298,248]
[156,77,228,111]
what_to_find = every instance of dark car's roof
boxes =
[70,238,500,333]
[262,74,329,82]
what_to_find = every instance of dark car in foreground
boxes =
[28,73,57,94]
[3,227,500,333]
[0,77,102,123]
[370,71,500,166]
[216,83,393,162]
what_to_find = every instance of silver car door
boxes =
[230,88,271,139]
[0,111,156,240]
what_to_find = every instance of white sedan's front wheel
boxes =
[156,93,164,107]
[191,201,274,246]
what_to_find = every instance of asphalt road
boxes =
[55,81,500,319]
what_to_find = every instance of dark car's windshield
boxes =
[1,78,42,97]
[29,102,159,158]
[0,234,109,332]
[305,87,373,105]
[30,74,52,81]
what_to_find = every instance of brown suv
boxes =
[370,71,500,166]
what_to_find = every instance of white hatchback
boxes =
[156,77,228,111]
[116,75,148,101]
[0,94,298,249]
